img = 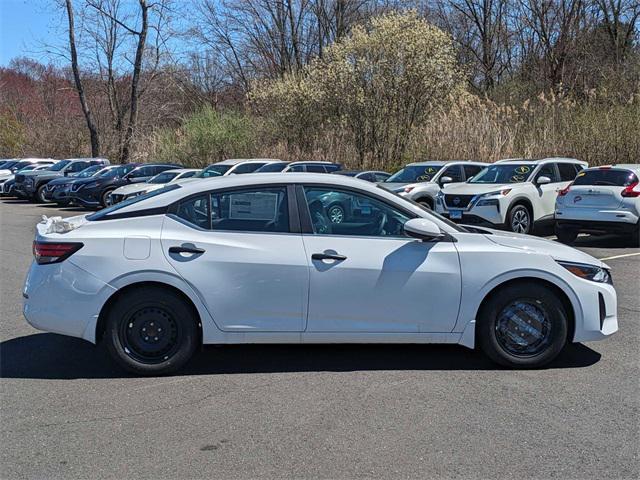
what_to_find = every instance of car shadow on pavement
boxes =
[570,234,639,249]
[0,333,602,380]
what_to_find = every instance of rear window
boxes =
[87,184,181,221]
[573,169,638,187]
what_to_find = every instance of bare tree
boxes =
[65,0,101,156]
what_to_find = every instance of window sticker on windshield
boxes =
[229,192,278,221]
[417,167,438,181]
[510,175,525,182]
[514,166,530,174]
[577,171,585,177]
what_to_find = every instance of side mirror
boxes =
[536,176,551,185]
[403,218,444,241]
[440,176,453,185]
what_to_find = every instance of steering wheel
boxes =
[374,211,387,236]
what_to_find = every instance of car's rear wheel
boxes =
[507,204,532,234]
[555,225,578,244]
[478,283,568,368]
[36,184,51,203]
[104,286,199,375]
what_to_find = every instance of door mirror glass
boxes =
[440,176,453,185]
[536,175,551,185]
[403,218,443,241]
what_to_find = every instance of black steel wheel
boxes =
[478,282,568,368]
[104,286,199,375]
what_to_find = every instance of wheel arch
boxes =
[475,277,576,344]
[95,281,204,346]
[507,197,534,218]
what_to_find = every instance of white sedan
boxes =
[24,174,617,375]
[108,168,201,204]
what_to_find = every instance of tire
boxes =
[103,286,199,375]
[555,224,578,244]
[416,198,434,209]
[507,203,533,234]
[101,189,115,208]
[36,184,51,203]
[478,283,568,368]
[327,203,345,224]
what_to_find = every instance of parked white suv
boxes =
[555,164,640,244]
[396,161,486,209]
[435,157,587,234]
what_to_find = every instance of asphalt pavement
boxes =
[1,199,638,479]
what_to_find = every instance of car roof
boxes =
[111,173,408,216]
[290,161,337,165]
[583,164,640,172]
[406,160,485,166]
[494,157,586,165]
[163,168,200,174]
[216,158,281,165]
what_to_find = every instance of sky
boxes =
[0,0,64,66]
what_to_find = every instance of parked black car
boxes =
[69,163,181,208]
[43,165,113,206]
[15,158,110,202]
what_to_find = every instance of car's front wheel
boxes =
[507,204,532,234]
[104,286,199,375]
[477,283,568,368]
[101,189,115,208]
[36,184,51,203]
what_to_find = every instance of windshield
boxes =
[76,165,102,178]
[17,165,39,172]
[469,164,536,184]
[196,164,231,178]
[0,161,18,169]
[149,172,179,184]
[87,184,181,221]
[99,164,136,179]
[255,163,288,173]
[573,168,638,187]
[385,165,443,183]
[49,160,72,172]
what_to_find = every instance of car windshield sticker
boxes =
[229,192,278,221]
[576,171,585,177]
[515,166,530,175]
[510,174,525,182]
[417,166,438,181]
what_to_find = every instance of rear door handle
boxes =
[169,246,206,254]
[311,253,347,261]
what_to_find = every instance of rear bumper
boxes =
[556,219,639,234]
[23,260,116,343]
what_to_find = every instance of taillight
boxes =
[621,182,640,198]
[558,182,573,196]
[32,241,83,264]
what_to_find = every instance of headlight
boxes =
[557,261,612,284]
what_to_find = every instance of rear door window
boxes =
[305,164,326,173]
[573,169,638,187]
[558,163,579,181]
[463,165,483,180]
[211,187,289,232]
[535,164,560,183]
[441,165,463,183]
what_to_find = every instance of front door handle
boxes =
[169,246,205,254]
[311,252,347,261]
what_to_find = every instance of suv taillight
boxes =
[621,182,640,198]
[558,182,573,196]
[32,241,83,264]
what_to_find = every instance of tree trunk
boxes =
[65,0,100,157]
[120,0,149,163]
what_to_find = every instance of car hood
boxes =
[442,183,516,195]
[0,170,13,177]
[378,182,412,192]
[112,183,156,195]
[480,228,608,268]
[48,176,80,186]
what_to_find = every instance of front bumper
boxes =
[23,260,116,343]
[572,280,618,342]
[69,188,102,207]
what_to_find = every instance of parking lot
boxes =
[1,198,638,479]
